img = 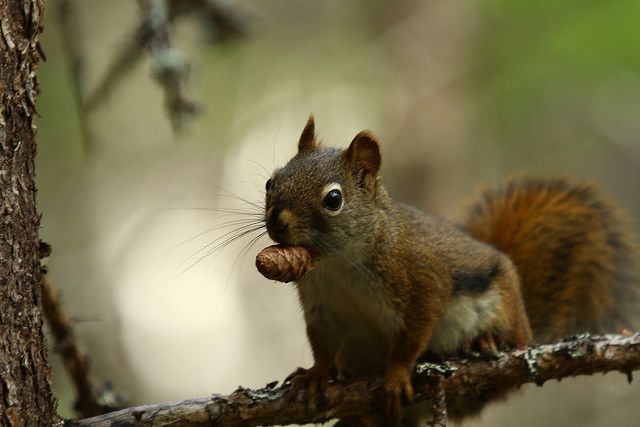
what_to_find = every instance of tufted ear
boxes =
[298,114,318,152]
[342,131,381,182]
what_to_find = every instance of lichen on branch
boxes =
[70,333,640,426]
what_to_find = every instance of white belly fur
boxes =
[428,289,501,355]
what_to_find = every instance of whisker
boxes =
[272,122,281,171]
[204,193,264,211]
[194,175,263,210]
[237,177,267,198]
[176,224,264,269]
[172,219,264,250]
[187,223,264,260]
[248,174,267,197]
[244,159,271,178]
[196,193,265,208]
[225,230,269,286]
[159,207,263,217]
[174,223,265,275]
[240,230,269,268]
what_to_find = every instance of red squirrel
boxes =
[260,115,639,424]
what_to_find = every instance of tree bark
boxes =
[71,333,640,426]
[0,1,56,425]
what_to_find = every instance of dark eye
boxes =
[265,179,272,191]
[323,189,342,211]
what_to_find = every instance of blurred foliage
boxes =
[474,0,640,145]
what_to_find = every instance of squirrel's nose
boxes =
[267,206,289,234]
[271,217,289,233]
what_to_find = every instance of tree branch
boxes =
[56,0,95,155]
[38,242,125,418]
[69,333,640,426]
[83,0,246,133]
[41,275,104,417]
[429,380,448,427]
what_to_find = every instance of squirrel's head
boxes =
[264,115,382,253]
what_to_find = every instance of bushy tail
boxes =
[463,177,639,343]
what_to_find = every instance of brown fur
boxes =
[266,119,639,425]
[463,177,640,343]
[298,114,319,152]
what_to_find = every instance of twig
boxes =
[56,0,95,155]
[38,246,127,417]
[82,24,147,114]
[38,242,125,417]
[429,380,447,427]
[69,333,640,426]
[139,0,197,133]
[41,276,103,417]
[83,0,245,130]
[167,0,246,42]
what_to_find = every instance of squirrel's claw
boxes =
[287,364,333,411]
[383,365,414,420]
[460,332,501,359]
[284,366,306,385]
[476,332,500,359]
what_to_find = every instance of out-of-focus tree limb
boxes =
[40,240,123,418]
[41,274,125,417]
[57,0,96,154]
[41,275,103,417]
[83,0,245,134]
[69,333,640,426]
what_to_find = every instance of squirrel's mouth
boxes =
[268,233,317,253]
[265,224,319,255]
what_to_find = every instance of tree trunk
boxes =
[0,1,57,425]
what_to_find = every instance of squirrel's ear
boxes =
[342,131,381,182]
[298,115,318,152]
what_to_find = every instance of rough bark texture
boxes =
[430,381,448,427]
[71,333,640,426]
[0,1,56,425]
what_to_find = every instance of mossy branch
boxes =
[68,333,640,426]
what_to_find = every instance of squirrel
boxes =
[262,115,639,424]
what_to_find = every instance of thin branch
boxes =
[41,276,124,417]
[138,0,198,133]
[56,0,95,155]
[429,380,447,427]
[41,276,102,417]
[83,0,245,131]
[167,0,246,42]
[69,333,640,426]
[82,26,146,115]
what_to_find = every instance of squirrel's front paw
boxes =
[476,331,500,356]
[286,364,334,409]
[383,365,414,420]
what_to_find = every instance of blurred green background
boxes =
[36,0,640,425]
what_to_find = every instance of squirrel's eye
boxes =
[265,179,272,191]
[323,190,342,211]
[322,183,343,215]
